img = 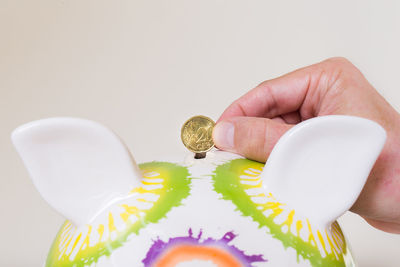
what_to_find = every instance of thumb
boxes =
[212,117,292,162]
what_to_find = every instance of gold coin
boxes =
[181,115,215,153]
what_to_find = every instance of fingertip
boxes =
[213,121,235,151]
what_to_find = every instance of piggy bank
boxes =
[12,115,386,267]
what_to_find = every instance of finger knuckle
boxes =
[323,57,355,71]
[325,56,351,65]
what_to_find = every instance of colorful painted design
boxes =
[46,162,190,267]
[213,159,348,267]
[142,229,267,267]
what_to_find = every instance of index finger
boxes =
[218,62,322,122]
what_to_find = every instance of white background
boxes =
[1,1,399,266]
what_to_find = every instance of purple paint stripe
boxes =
[142,229,267,266]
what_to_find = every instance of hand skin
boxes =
[213,57,400,234]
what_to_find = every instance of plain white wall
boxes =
[1,1,399,266]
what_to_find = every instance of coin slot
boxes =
[194,152,207,159]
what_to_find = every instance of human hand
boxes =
[213,57,400,233]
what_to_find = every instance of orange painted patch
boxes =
[154,244,242,267]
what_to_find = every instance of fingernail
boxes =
[213,121,234,150]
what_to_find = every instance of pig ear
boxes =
[261,115,386,228]
[12,118,142,226]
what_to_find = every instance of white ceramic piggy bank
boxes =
[12,115,386,267]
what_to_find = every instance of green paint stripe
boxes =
[46,162,190,267]
[212,158,347,267]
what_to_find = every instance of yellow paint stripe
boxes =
[137,198,153,203]
[142,181,162,185]
[331,229,341,252]
[130,187,152,194]
[120,204,141,223]
[248,168,262,173]
[108,212,117,237]
[244,170,260,176]
[79,225,92,251]
[331,223,344,249]
[251,182,263,189]
[97,224,105,243]
[59,230,73,249]
[296,220,303,237]
[59,231,75,259]
[240,175,261,180]
[62,222,72,234]
[142,171,160,177]
[263,201,284,218]
[317,230,328,256]
[143,177,163,181]
[281,210,295,231]
[307,220,317,247]
[60,227,72,245]
[325,229,339,259]
[68,233,82,256]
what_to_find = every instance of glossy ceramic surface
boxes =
[11,116,386,267]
